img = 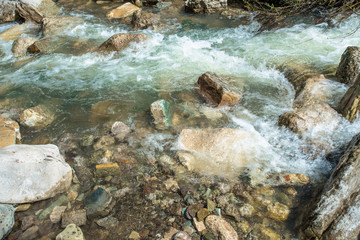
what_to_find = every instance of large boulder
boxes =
[11,36,37,57]
[196,72,242,107]
[185,0,227,13]
[177,128,275,178]
[303,133,360,239]
[106,2,139,19]
[0,0,18,23]
[337,74,360,122]
[0,204,15,239]
[293,77,348,109]
[336,46,360,85]
[97,33,147,53]
[19,104,55,129]
[278,103,340,136]
[131,10,160,30]
[0,116,21,149]
[42,16,83,37]
[0,22,40,41]
[16,0,60,23]
[0,144,72,204]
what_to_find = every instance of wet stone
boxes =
[150,99,172,130]
[85,187,113,216]
[56,224,84,240]
[193,217,206,232]
[61,209,87,228]
[16,204,31,212]
[129,231,141,239]
[50,206,67,223]
[173,231,192,240]
[111,121,131,141]
[19,105,55,129]
[261,227,281,240]
[0,204,15,239]
[282,173,310,186]
[80,135,95,147]
[95,163,121,177]
[21,215,38,230]
[185,203,204,219]
[95,216,119,230]
[205,215,238,240]
[93,136,115,151]
[206,199,216,212]
[38,219,54,237]
[267,202,290,222]
[39,195,69,220]
[197,208,210,221]
[239,203,255,217]
[18,225,39,240]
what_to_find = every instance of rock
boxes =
[38,195,69,220]
[204,215,238,240]
[199,106,223,120]
[185,203,204,219]
[185,0,227,13]
[18,225,39,240]
[11,37,37,57]
[293,77,348,109]
[27,38,55,54]
[85,187,113,216]
[197,208,210,221]
[106,2,139,19]
[150,99,172,130]
[95,163,121,177]
[97,33,147,53]
[16,0,60,23]
[0,204,15,240]
[336,46,360,85]
[0,144,72,204]
[206,199,216,212]
[0,0,18,23]
[0,22,40,41]
[281,173,309,186]
[164,178,180,192]
[261,228,281,240]
[267,202,290,222]
[196,72,241,107]
[16,204,31,212]
[278,103,340,136]
[177,128,275,178]
[303,133,360,239]
[239,203,255,217]
[0,116,21,149]
[173,231,191,240]
[56,224,84,240]
[50,206,67,223]
[131,10,160,30]
[93,136,115,150]
[192,217,206,232]
[61,209,87,228]
[129,231,140,239]
[42,16,83,37]
[95,216,119,230]
[111,121,131,141]
[19,105,56,129]
[337,74,360,122]
[21,215,38,231]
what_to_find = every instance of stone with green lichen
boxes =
[150,99,172,130]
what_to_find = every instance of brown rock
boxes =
[282,173,309,186]
[50,205,67,223]
[12,37,37,57]
[18,225,39,240]
[42,16,83,37]
[336,46,360,85]
[0,23,40,42]
[61,209,87,228]
[19,104,55,129]
[95,163,121,177]
[16,0,60,23]
[27,38,54,54]
[267,202,290,222]
[185,0,227,13]
[131,10,160,30]
[204,215,238,240]
[106,2,139,19]
[278,103,340,136]
[0,1,18,23]
[97,33,147,53]
[0,116,21,149]
[337,74,360,122]
[196,72,241,107]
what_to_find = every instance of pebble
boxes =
[18,225,38,240]
[206,199,216,212]
[129,231,141,239]
[61,209,87,227]
[16,204,31,212]
[267,202,290,222]
[95,216,119,230]
[173,231,191,240]
[50,206,67,223]
[56,224,84,240]
[197,208,210,221]
[239,203,255,217]
[192,217,206,232]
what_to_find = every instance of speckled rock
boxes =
[56,224,84,240]
[0,144,72,204]
[132,10,160,30]
[0,204,15,239]
[95,216,119,230]
[204,215,238,240]
[61,209,87,228]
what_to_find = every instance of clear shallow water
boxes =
[1,7,360,185]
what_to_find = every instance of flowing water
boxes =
[1,2,360,238]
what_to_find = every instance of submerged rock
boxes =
[177,128,275,178]
[106,2,139,19]
[85,187,113,216]
[150,99,172,130]
[337,74,360,122]
[42,16,83,37]
[0,204,15,240]
[56,224,84,240]
[97,33,147,53]
[19,104,55,129]
[38,195,69,220]
[336,46,360,85]
[0,1,18,23]
[131,10,160,30]
[204,215,238,240]
[95,216,119,230]
[0,144,72,203]
[61,209,87,228]
[16,0,60,23]
[0,22,41,42]
[111,121,131,142]
[185,0,227,13]
[196,72,242,107]
[27,38,57,54]
[0,116,21,149]
[12,37,37,57]
[95,163,121,177]
[267,202,290,222]
[303,133,360,239]
[278,103,340,136]
[173,231,191,240]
